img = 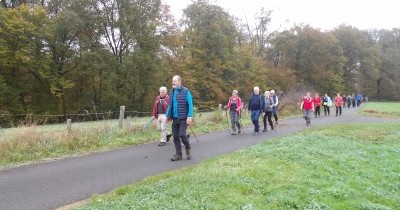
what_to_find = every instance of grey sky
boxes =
[162,0,399,31]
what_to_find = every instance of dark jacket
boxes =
[248,93,265,111]
[152,95,170,119]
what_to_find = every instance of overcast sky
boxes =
[162,0,399,31]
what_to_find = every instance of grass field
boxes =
[360,102,400,117]
[0,111,251,169]
[77,122,400,210]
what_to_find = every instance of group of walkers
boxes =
[300,92,364,126]
[151,74,364,161]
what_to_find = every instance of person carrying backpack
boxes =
[248,86,265,135]
[224,90,243,135]
[262,91,275,132]
[270,90,279,126]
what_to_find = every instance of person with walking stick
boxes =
[166,75,194,161]
[224,90,243,135]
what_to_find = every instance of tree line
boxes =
[1,0,399,117]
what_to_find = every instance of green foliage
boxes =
[77,122,400,209]
[360,102,400,117]
[0,1,399,116]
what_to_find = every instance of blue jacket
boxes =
[166,86,193,119]
[248,93,265,112]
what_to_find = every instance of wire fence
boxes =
[0,107,217,129]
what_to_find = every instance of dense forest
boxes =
[1,0,399,116]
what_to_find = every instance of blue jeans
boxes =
[251,110,261,132]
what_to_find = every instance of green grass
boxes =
[360,102,400,117]
[77,122,400,210]
[0,111,252,169]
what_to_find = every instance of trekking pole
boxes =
[142,117,154,131]
[225,109,230,134]
[188,125,199,142]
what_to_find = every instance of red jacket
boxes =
[302,96,313,110]
[334,96,344,107]
[152,95,170,119]
[226,96,242,115]
[313,96,322,106]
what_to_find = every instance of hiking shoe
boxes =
[275,121,279,126]
[186,149,191,160]
[158,142,166,146]
[166,134,172,142]
[253,132,259,135]
[262,129,267,132]
[187,134,190,139]
[231,132,237,135]
[238,129,242,134]
[171,154,182,161]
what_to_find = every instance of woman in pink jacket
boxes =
[225,90,243,135]
[334,93,344,116]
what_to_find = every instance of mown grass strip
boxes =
[77,122,400,210]
[359,102,400,117]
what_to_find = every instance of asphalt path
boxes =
[0,107,398,210]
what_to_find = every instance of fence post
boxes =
[67,119,72,132]
[127,116,131,128]
[119,106,125,129]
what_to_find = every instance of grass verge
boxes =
[0,111,251,169]
[359,102,400,117]
[77,122,400,210]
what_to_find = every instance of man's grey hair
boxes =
[172,75,182,82]
[270,90,275,94]
[159,86,167,93]
[254,86,259,91]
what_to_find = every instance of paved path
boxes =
[0,108,398,210]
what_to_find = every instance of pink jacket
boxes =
[226,96,243,115]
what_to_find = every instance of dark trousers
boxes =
[323,105,330,116]
[272,108,278,122]
[263,111,274,130]
[336,106,342,116]
[172,118,190,156]
[230,111,241,131]
[314,106,321,117]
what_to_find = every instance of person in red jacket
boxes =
[300,92,314,126]
[152,86,172,146]
[334,93,344,116]
[312,93,322,118]
[224,90,243,135]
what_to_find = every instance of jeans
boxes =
[172,118,190,156]
[303,110,312,122]
[251,110,261,132]
[336,106,342,116]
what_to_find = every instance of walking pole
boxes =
[225,109,230,134]
[188,125,199,142]
[142,117,154,131]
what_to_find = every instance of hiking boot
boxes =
[186,149,191,160]
[231,131,237,135]
[166,134,172,142]
[158,142,166,146]
[275,121,279,126]
[187,134,190,139]
[262,128,267,132]
[171,154,182,161]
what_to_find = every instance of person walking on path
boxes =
[356,93,363,107]
[334,93,344,116]
[224,90,243,135]
[152,86,172,146]
[248,86,265,134]
[347,95,352,108]
[300,92,314,126]
[342,95,347,109]
[166,75,194,161]
[262,91,275,132]
[322,93,332,116]
[313,93,322,118]
[270,90,279,126]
